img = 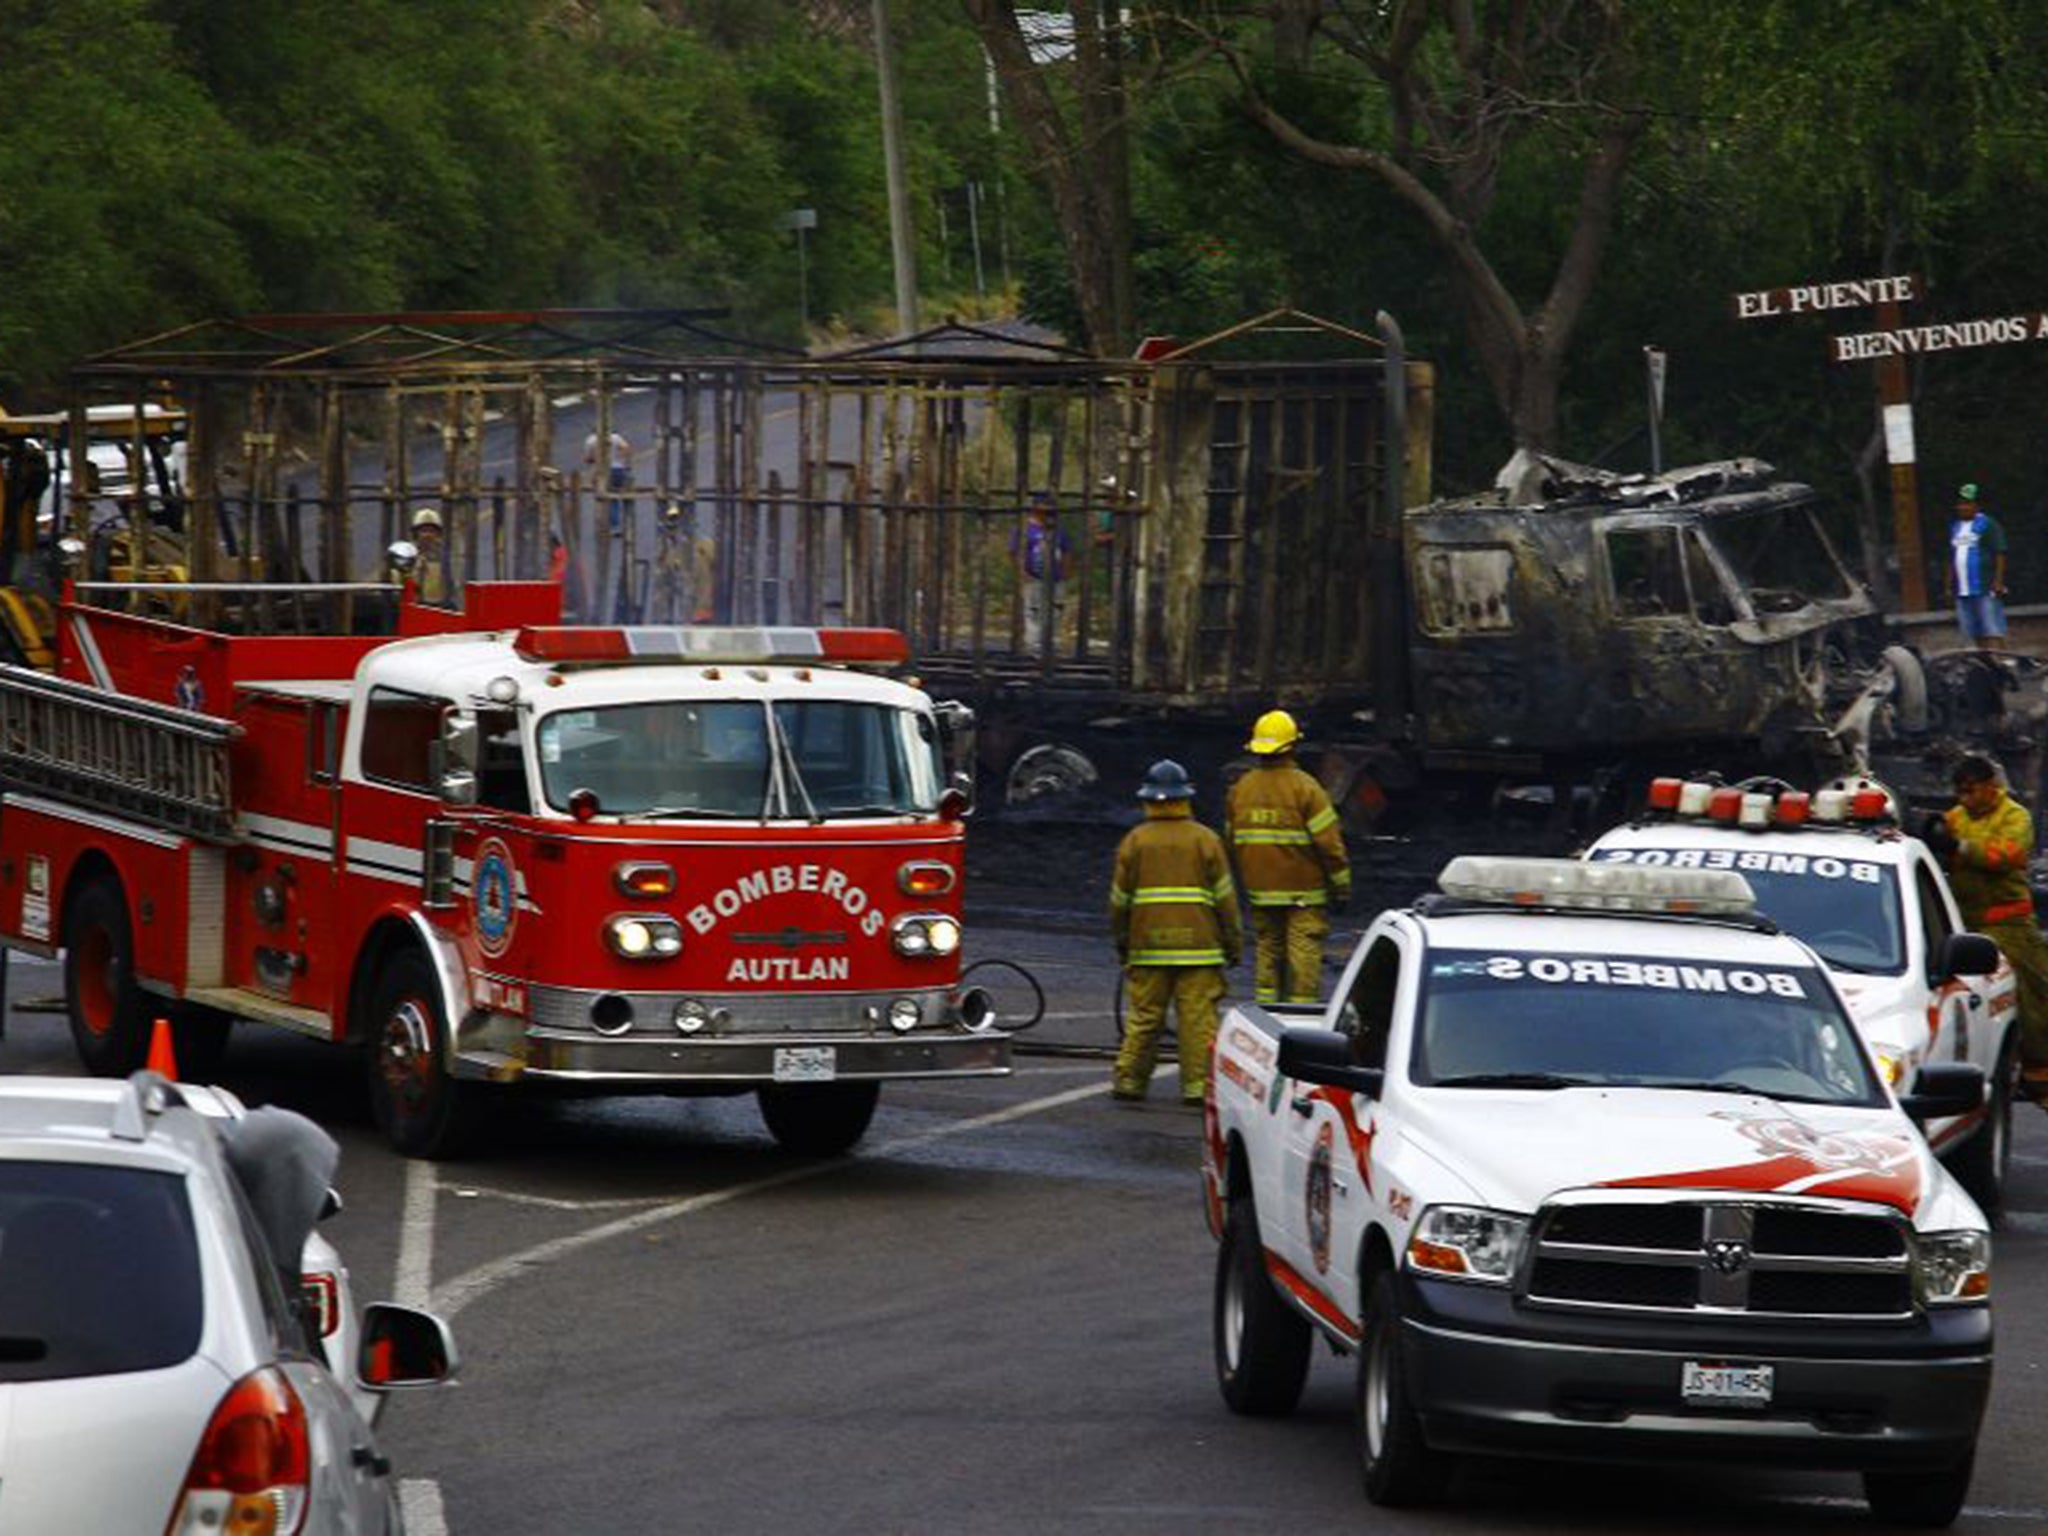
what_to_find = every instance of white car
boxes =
[1588,775,2017,1216]
[0,1071,456,1532]
[1206,856,1992,1527]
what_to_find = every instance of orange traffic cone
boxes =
[146,1017,179,1080]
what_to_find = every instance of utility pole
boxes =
[873,0,919,336]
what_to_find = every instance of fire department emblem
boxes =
[1306,1121,1336,1274]
[473,838,518,957]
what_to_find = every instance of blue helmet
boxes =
[1137,759,1194,801]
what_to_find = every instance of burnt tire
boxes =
[1214,1198,1311,1416]
[366,950,480,1160]
[63,876,150,1076]
[1358,1268,1452,1508]
[1863,1452,1974,1528]
[756,1081,880,1156]
[1951,1032,2016,1223]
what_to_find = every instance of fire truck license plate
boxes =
[1680,1361,1773,1408]
[773,1046,837,1083]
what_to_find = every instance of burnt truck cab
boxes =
[1406,458,1877,761]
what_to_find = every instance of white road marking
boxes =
[394,1155,438,1310]
[400,1479,448,1534]
[429,1075,1124,1321]
[1774,1494,2048,1521]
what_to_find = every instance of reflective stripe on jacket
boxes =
[1225,760,1350,906]
[1946,790,2035,927]
[1111,810,1241,966]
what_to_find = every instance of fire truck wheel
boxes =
[1358,1268,1452,1507]
[367,952,479,1159]
[1214,1197,1311,1416]
[755,1081,880,1156]
[63,877,149,1076]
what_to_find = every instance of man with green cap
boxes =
[1109,759,1241,1105]
[1946,482,2008,654]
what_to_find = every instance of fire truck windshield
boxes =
[535,699,940,820]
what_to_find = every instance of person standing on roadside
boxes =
[1925,754,2048,1107]
[1946,483,2008,655]
[584,427,632,532]
[1110,760,1241,1106]
[1226,709,1351,1005]
[410,506,452,607]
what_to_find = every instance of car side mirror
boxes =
[1277,1027,1385,1098]
[358,1303,460,1390]
[1900,1062,1985,1123]
[1936,932,2002,980]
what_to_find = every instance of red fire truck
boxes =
[0,575,1004,1157]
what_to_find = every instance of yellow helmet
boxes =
[1246,708,1300,755]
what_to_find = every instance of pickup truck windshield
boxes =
[1705,503,1857,613]
[1414,948,1886,1106]
[536,699,939,819]
[1589,849,1904,974]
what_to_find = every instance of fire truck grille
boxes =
[1521,1199,1915,1321]
[525,985,946,1037]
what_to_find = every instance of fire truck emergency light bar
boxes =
[1642,775,1899,830]
[512,626,909,667]
[1438,855,1757,916]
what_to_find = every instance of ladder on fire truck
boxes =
[0,665,235,840]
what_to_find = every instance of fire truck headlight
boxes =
[892,913,959,958]
[1406,1205,1529,1285]
[606,915,683,960]
[888,997,922,1033]
[673,999,711,1034]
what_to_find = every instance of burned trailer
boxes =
[1402,457,1881,786]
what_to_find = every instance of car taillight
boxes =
[300,1271,340,1338]
[167,1366,310,1536]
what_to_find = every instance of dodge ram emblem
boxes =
[1708,1239,1752,1275]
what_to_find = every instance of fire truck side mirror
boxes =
[432,710,480,806]
[933,701,976,818]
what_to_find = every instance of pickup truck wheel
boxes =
[1214,1199,1310,1415]
[1358,1269,1451,1507]
[1950,1033,2016,1222]
[366,952,479,1159]
[1863,1452,1973,1527]
[757,1081,880,1156]
[64,877,150,1076]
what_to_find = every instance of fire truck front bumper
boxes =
[456,984,1012,1084]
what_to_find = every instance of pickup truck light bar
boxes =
[512,625,909,667]
[1643,774,1898,830]
[1438,855,1757,916]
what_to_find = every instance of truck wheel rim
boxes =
[1222,1253,1245,1372]
[76,926,116,1037]
[378,1000,435,1110]
[1364,1320,1391,1461]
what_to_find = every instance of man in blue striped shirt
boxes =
[1946,482,2008,654]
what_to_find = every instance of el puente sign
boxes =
[1734,272,2048,362]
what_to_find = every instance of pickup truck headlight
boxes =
[1406,1205,1529,1285]
[1916,1230,1991,1304]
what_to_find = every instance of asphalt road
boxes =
[4,908,2047,1535]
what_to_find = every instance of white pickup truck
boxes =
[1587,775,2021,1219]
[1204,856,1994,1527]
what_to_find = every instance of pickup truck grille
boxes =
[1523,1198,1914,1320]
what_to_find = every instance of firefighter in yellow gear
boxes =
[1226,709,1351,1005]
[1929,754,2048,1105]
[1110,759,1242,1105]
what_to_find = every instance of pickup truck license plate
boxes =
[773,1046,837,1083]
[1681,1360,1773,1408]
